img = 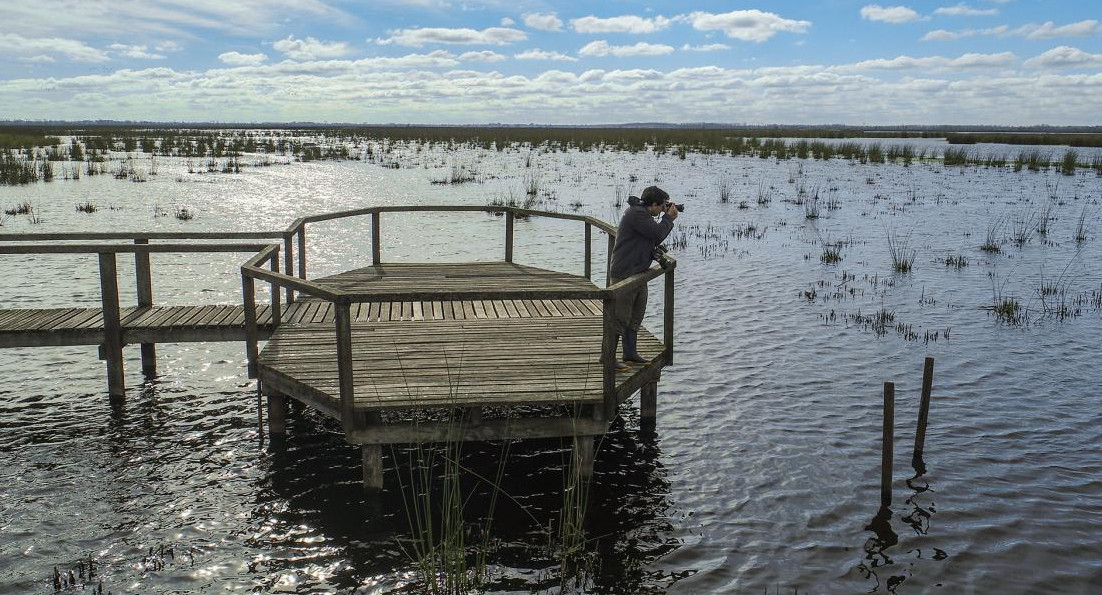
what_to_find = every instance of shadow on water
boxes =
[857,454,946,594]
[257,405,683,593]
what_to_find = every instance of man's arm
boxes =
[627,208,675,243]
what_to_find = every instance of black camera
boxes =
[652,243,671,268]
[666,202,685,212]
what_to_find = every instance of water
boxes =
[1,138,1101,593]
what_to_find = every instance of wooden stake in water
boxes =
[913,356,935,459]
[881,382,895,508]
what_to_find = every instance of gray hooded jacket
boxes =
[609,205,674,279]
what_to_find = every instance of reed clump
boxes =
[886,229,917,273]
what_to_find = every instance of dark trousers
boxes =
[608,276,648,334]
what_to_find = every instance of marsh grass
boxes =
[804,199,821,220]
[1061,149,1078,176]
[1074,205,1088,243]
[886,229,917,273]
[980,214,1008,253]
[1037,200,1055,236]
[718,175,732,203]
[173,206,195,221]
[756,180,773,207]
[75,200,97,213]
[1009,212,1037,247]
[817,232,842,264]
[943,253,969,269]
[987,271,1026,324]
[4,201,32,216]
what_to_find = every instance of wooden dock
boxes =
[2,206,676,490]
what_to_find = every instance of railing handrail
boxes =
[0,242,277,255]
[0,231,285,242]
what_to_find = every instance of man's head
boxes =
[640,186,669,216]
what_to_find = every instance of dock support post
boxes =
[913,356,935,461]
[267,392,286,437]
[575,435,595,478]
[505,211,514,263]
[99,252,125,398]
[371,212,381,265]
[881,382,895,508]
[297,226,307,281]
[242,273,259,379]
[283,233,295,304]
[362,445,383,492]
[134,239,156,377]
[641,381,658,426]
[584,222,592,279]
[600,295,618,420]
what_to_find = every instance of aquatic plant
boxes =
[1061,149,1078,176]
[1009,211,1037,247]
[75,200,97,213]
[173,206,195,221]
[943,253,969,269]
[987,271,1026,324]
[886,229,917,273]
[4,201,33,216]
[718,175,732,203]
[980,214,1007,253]
[1074,205,1088,243]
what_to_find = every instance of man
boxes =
[607,185,679,370]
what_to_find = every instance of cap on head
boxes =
[639,186,669,206]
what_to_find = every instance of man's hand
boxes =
[665,203,680,220]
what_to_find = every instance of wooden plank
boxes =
[472,300,487,319]
[368,302,381,322]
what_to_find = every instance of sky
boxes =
[0,0,1099,125]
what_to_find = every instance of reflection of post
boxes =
[641,380,657,430]
[134,239,156,377]
[881,382,895,508]
[913,356,935,461]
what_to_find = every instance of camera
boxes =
[665,202,685,212]
[652,243,672,268]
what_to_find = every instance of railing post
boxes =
[664,263,675,365]
[242,271,259,378]
[601,293,618,420]
[371,211,381,265]
[335,301,357,434]
[99,252,125,397]
[270,252,281,328]
[505,210,514,263]
[297,225,307,281]
[133,239,156,377]
[584,222,592,279]
[606,234,615,287]
[283,233,294,304]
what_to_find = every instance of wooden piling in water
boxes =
[134,239,156,377]
[881,382,895,508]
[98,253,125,397]
[913,356,935,459]
[267,393,286,437]
[641,381,657,423]
[576,435,595,478]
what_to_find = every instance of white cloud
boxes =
[524,13,563,32]
[155,41,183,52]
[921,29,964,41]
[682,43,731,52]
[0,33,109,62]
[218,51,269,66]
[4,61,1102,125]
[458,50,507,63]
[578,41,676,57]
[934,4,998,17]
[108,43,166,59]
[860,5,923,24]
[686,10,812,42]
[1015,20,1100,40]
[923,20,1099,42]
[514,49,578,61]
[848,51,1016,71]
[377,27,527,47]
[273,36,355,60]
[500,17,515,26]
[1023,46,1102,69]
[571,15,673,34]
[1,0,350,39]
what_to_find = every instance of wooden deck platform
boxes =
[257,262,669,488]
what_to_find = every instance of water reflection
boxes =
[256,406,680,592]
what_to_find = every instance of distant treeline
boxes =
[946,132,1102,148]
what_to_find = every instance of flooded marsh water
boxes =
[1,137,1101,593]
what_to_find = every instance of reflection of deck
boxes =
[258,262,668,488]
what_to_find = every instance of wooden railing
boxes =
[240,205,676,429]
[0,234,286,396]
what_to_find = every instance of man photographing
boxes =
[607,186,680,371]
